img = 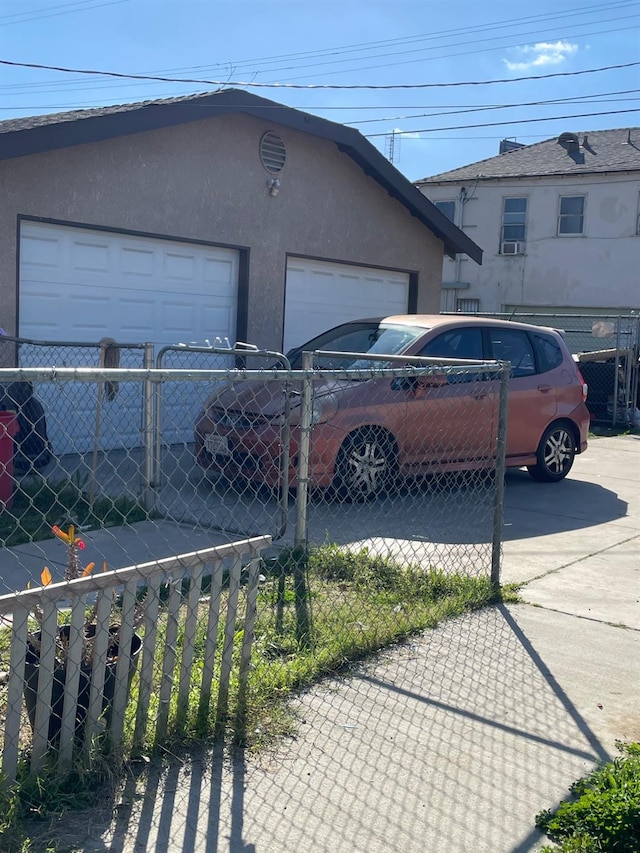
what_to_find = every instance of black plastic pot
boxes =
[24,625,142,746]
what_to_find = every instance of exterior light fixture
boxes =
[267,178,280,197]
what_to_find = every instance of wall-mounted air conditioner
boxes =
[501,241,524,255]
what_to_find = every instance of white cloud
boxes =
[392,127,421,139]
[503,41,578,72]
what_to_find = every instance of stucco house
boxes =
[0,88,481,357]
[416,128,640,315]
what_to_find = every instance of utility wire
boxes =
[365,107,640,137]
[1,58,639,90]
[4,95,639,113]
[347,89,640,125]
[258,15,640,79]
[122,1,635,73]
[0,0,127,27]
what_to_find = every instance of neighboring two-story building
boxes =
[416,128,640,314]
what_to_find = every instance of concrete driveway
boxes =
[21,434,640,852]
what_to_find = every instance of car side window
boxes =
[488,328,536,377]
[417,327,484,360]
[531,332,563,373]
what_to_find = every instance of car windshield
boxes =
[287,321,427,370]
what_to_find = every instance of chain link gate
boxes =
[154,341,293,541]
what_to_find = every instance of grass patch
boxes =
[241,544,508,748]
[0,478,148,547]
[536,742,640,852]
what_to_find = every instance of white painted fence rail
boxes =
[0,536,271,784]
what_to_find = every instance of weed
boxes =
[536,741,640,852]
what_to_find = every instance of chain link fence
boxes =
[442,312,640,426]
[5,348,608,851]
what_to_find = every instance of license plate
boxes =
[204,434,230,457]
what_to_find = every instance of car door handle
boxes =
[537,384,552,393]
[472,391,488,400]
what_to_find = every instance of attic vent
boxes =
[260,131,286,174]
[558,132,580,152]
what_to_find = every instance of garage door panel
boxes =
[284,258,410,352]
[164,252,197,280]
[20,233,61,268]
[20,221,238,453]
[120,247,155,277]
[72,239,110,273]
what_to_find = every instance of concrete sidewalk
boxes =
[22,435,640,852]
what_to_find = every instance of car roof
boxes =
[382,314,562,336]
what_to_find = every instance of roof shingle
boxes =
[417,127,640,183]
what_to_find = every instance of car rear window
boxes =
[488,328,536,377]
[531,332,564,373]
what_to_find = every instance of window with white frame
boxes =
[501,197,527,252]
[558,195,585,235]
[435,200,456,222]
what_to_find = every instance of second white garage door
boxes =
[283,258,410,352]
[19,221,239,452]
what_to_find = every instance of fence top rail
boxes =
[0,361,505,384]
[440,312,640,320]
[0,334,149,350]
[0,536,272,614]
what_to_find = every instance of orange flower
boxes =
[52,524,84,549]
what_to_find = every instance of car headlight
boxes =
[310,393,339,426]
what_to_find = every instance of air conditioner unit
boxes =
[501,241,524,255]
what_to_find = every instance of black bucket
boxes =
[24,625,142,747]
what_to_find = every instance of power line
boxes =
[259,16,640,81]
[0,0,127,27]
[346,90,640,125]
[4,94,639,113]
[273,22,640,83]
[1,57,639,90]
[127,1,635,74]
[365,107,640,137]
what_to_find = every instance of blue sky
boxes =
[1,0,639,180]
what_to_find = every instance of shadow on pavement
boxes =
[26,603,610,853]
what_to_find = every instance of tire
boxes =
[527,422,576,483]
[333,428,398,501]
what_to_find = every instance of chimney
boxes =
[499,138,526,154]
[558,132,580,153]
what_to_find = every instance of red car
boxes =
[194,315,589,499]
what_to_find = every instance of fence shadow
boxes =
[21,601,613,852]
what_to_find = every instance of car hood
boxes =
[205,376,355,418]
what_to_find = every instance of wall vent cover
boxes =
[260,132,286,173]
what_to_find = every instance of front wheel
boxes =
[527,423,576,482]
[333,429,398,501]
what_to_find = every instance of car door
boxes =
[399,326,496,469]
[486,326,557,460]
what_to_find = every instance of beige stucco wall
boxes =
[1,112,444,349]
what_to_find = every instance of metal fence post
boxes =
[612,316,622,426]
[491,363,510,588]
[294,351,314,549]
[142,342,155,512]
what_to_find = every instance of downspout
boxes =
[455,186,468,301]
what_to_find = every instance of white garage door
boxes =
[19,221,238,453]
[283,258,410,352]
